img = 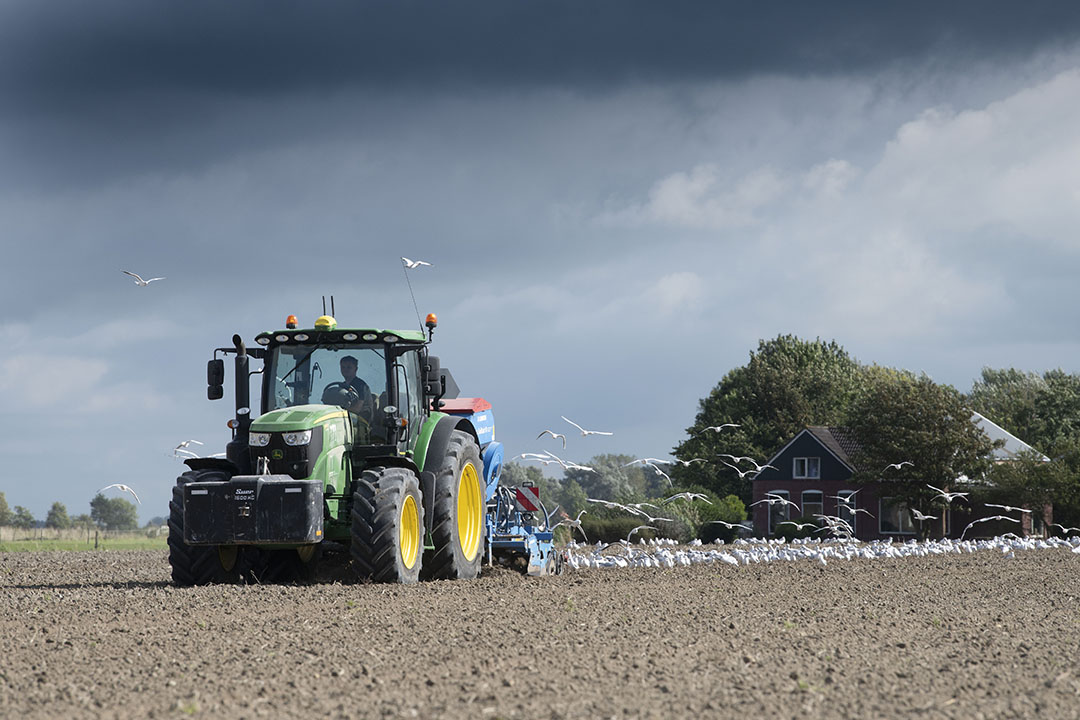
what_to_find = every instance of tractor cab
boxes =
[254,317,445,457]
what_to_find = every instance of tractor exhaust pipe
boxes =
[233,334,252,438]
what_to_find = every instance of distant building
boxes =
[751,415,1049,540]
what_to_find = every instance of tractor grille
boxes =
[249,426,324,479]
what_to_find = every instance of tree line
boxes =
[520,335,1080,538]
[0,492,156,533]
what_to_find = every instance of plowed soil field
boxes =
[2,548,1079,719]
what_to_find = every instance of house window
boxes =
[793,457,821,479]
[836,490,857,535]
[879,497,915,535]
[801,490,823,519]
[767,490,791,534]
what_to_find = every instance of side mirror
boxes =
[208,359,225,385]
[207,359,225,400]
[423,355,441,396]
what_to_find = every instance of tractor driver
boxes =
[339,355,373,421]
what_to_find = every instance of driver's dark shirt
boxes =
[346,376,370,397]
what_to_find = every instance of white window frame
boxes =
[793,457,821,479]
[801,490,823,520]
[766,490,791,535]
[879,497,915,535]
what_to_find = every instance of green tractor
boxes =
[168,311,501,585]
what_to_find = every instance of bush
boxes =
[697,494,747,544]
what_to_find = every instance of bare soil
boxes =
[2,548,1079,719]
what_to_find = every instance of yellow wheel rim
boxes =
[218,546,238,572]
[296,545,316,563]
[400,494,420,570]
[457,462,483,561]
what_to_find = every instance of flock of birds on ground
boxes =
[109,263,1080,573]
[564,533,1080,570]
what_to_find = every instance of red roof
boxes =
[440,397,492,414]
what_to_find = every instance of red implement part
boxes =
[515,486,541,513]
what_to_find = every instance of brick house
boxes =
[750,415,1050,540]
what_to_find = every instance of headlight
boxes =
[249,432,271,447]
[283,430,312,446]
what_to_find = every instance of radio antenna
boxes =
[322,296,327,315]
[402,264,425,333]
[331,295,336,317]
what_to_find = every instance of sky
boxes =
[3,1,1080,523]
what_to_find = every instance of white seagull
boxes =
[626,525,656,542]
[910,509,938,522]
[121,270,165,286]
[985,503,1032,514]
[960,514,1020,540]
[883,461,914,472]
[97,483,141,505]
[401,257,432,269]
[662,492,712,505]
[927,484,969,504]
[1051,523,1080,535]
[536,430,567,449]
[719,459,763,480]
[552,510,588,541]
[697,423,740,435]
[561,416,613,437]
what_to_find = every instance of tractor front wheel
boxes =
[350,466,424,583]
[168,470,240,586]
[423,430,485,581]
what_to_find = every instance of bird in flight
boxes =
[561,416,613,436]
[985,503,1032,514]
[400,257,431,269]
[777,521,818,531]
[626,525,656,542]
[910,509,938,522]
[1051,523,1079,535]
[662,492,712,505]
[697,423,740,436]
[121,270,165,286]
[959,514,1020,540]
[536,430,567,449]
[552,510,588,541]
[883,461,914,472]
[97,483,141,505]
[719,459,763,480]
[671,458,708,467]
[927,484,969,504]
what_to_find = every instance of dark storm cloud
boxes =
[4,0,1080,106]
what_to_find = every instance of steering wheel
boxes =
[321,382,361,410]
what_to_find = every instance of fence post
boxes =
[94,531,99,550]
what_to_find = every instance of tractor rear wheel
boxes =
[350,466,424,583]
[168,469,240,586]
[423,430,485,581]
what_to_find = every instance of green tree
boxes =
[849,370,996,537]
[45,502,71,529]
[12,506,36,529]
[89,494,139,532]
[0,491,11,526]
[674,335,864,502]
[72,514,95,530]
[561,454,663,503]
[968,367,1080,527]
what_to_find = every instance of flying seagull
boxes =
[561,416,613,437]
[97,483,141,505]
[536,430,567,449]
[626,525,656,542]
[121,270,165,286]
[927,484,969,504]
[984,503,1032,514]
[910,509,938,522]
[697,423,740,435]
[401,257,432,269]
[883,461,914,472]
[960,514,1020,540]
